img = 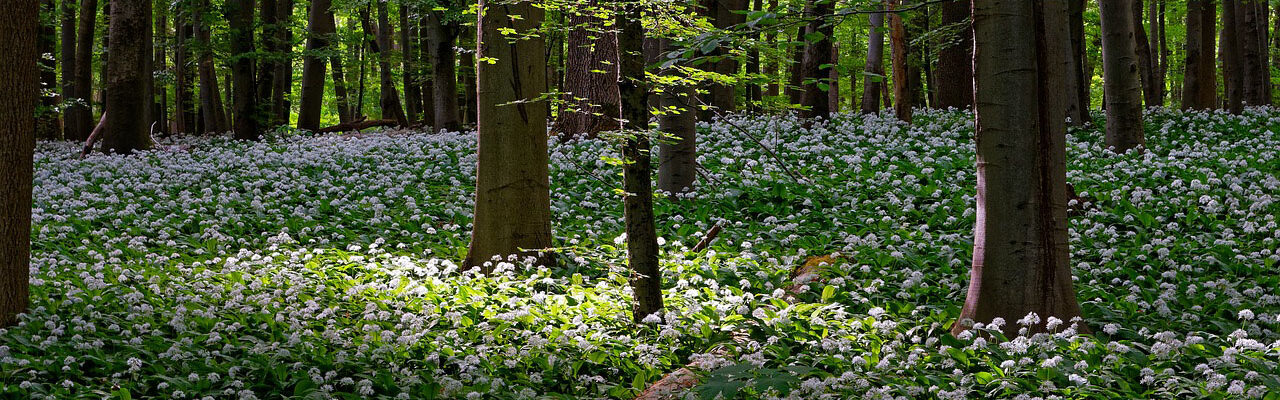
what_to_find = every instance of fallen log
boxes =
[79,111,108,158]
[317,118,400,133]
[689,223,723,253]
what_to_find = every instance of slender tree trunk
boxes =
[196,0,228,133]
[466,0,554,271]
[272,0,294,125]
[657,38,698,195]
[256,0,279,128]
[556,0,621,138]
[888,0,912,122]
[1132,0,1157,107]
[98,1,108,110]
[746,0,763,108]
[227,0,259,139]
[1224,0,1245,113]
[60,0,77,139]
[829,43,840,113]
[332,55,352,123]
[0,0,38,328]
[1182,0,1217,110]
[765,0,779,98]
[1155,0,1167,105]
[617,0,663,323]
[173,21,195,133]
[369,2,407,126]
[936,0,973,109]
[103,0,154,154]
[460,42,478,125]
[400,3,421,124]
[418,13,434,128]
[860,5,885,114]
[701,0,743,118]
[786,25,805,106]
[297,0,335,131]
[1098,0,1145,152]
[798,0,833,119]
[1240,0,1269,106]
[424,11,460,131]
[37,0,60,140]
[66,0,98,140]
[1068,0,1092,124]
[955,0,1085,337]
[153,3,168,136]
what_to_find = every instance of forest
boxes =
[0,0,1279,398]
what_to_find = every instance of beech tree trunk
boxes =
[936,0,973,109]
[1131,0,1157,107]
[297,0,336,131]
[227,0,259,139]
[66,0,98,140]
[1181,0,1217,110]
[798,0,833,119]
[102,0,154,154]
[765,0,779,98]
[153,4,168,136]
[956,0,1085,337]
[424,11,460,132]
[1068,0,1092,124]
[400,3,421,124]
[60,0,77,139]
[700,0,744,118]
[331,55,353,124]
[466,0,554,271]
[1223,0,1245,114]
[860,5,885,114]
[1098,0,1145,152]
[556,0,621,138]
[1240,0,1269,106]
[195,0,228,133]
[173,21,196,134]
[746,0,763,108]
[460,44,478,125]
[273,0,294,126]
[360,4,408,127]
[617,0,663,323]
[657,38,698,195]
[888,0,912,122]
[0,0,38,328]
[829,43,840,113]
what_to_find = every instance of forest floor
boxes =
[2,109,1279,399]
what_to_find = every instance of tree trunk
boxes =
[786,25,805,106]
[0,0,38,328]
[60,0,77,139]
[1132,0,1157,107]
[1154,0,1167,106]
[955,0,1085,337]
[829,43,840,113]
[103,0,153,154]
[331,55,352,123]
[466,0,554,271]
[418,13,434,128]
[617,0,663,323]
[798,0,833,119]
[888,0,912,122]
[1240,0,1269,106]
[1098,0,1145,153]
[153,3,168,137]
[556,0,621,138]
[460,43,478,125]
[400,3,421,124]
[746,0,763,108]
[37,0,60,140]
[297,0,335,131]
[657,38,698,195]
[195,0,228,133]
[227,0,259,139]
[1068,0,1092,124]
[173,20,195,134]
[860,5,885,114]
[376,2,407,126]
[66,0,98,141]
[936,0,973,109]
[1223,0,1245,114]
[765,0,779,98]
[424,11,460,132]
[271,0,294,126]
[1181,0,1217,110]
[700,0,743,118]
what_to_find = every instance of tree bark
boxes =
[273,0,294,126]
[1098,0,1145,153]
[331,55,352,124]
[1240,0,1269,106]
[466,0,554,271]
[359,4,408,127]
[1223,0,1245,113]
[460,42,478,125]
[424,11,460,131]
[1067,0,1092,124]
[1131,0,1157,107]
[860,5,885,114]
[700,0,744,118]
[153,3,168,137]
[102,0,154,154]
[227,0,259,139]
[798,0,833,119]
[955,0,1085,337]
[400,3,421,124]
[0,0,38,328]
[1154,0,1167,106]
[617,0,663,323]
[657,38,698,195]
[1181,0,1217,110]
[297,0,336,131]
[60,0,77,139]
[556,0,621,138]
[195,0,228,133]
[66,0,98,140]
[936,0,973,109]
[765,0,779,98]
[746,0,763,108]
[173,20,195,134]
[829,43,840,113]
[888,0,912,122]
